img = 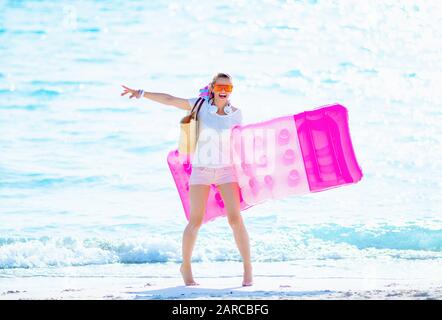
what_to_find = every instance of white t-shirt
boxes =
[187,97,242,168]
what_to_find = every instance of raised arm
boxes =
[121,85,191,111]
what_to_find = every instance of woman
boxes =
[121,73,253,286]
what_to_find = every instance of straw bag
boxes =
[178,97,205,155]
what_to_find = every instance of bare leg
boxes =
[181,184,210,286]
[217,182,253,286]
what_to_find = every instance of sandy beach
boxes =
[2,260,441,300]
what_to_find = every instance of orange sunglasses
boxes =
[213,84,233,93]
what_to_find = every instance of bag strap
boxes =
[193,97,205,143]
[190,98,199,113]
[191,97,203,111]
[191,97,204,120]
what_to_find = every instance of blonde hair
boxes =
[209,73,233,100]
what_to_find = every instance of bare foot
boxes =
[180,264,199,286]
[242,265,253,287]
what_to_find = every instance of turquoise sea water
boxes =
[1,0,441,276]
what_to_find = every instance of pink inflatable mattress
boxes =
[167,104,363,223]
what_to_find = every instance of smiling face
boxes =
[211,77,233,106]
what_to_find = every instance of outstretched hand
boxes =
[121,85,142,99]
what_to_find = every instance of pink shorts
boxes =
[189,166,238,186]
